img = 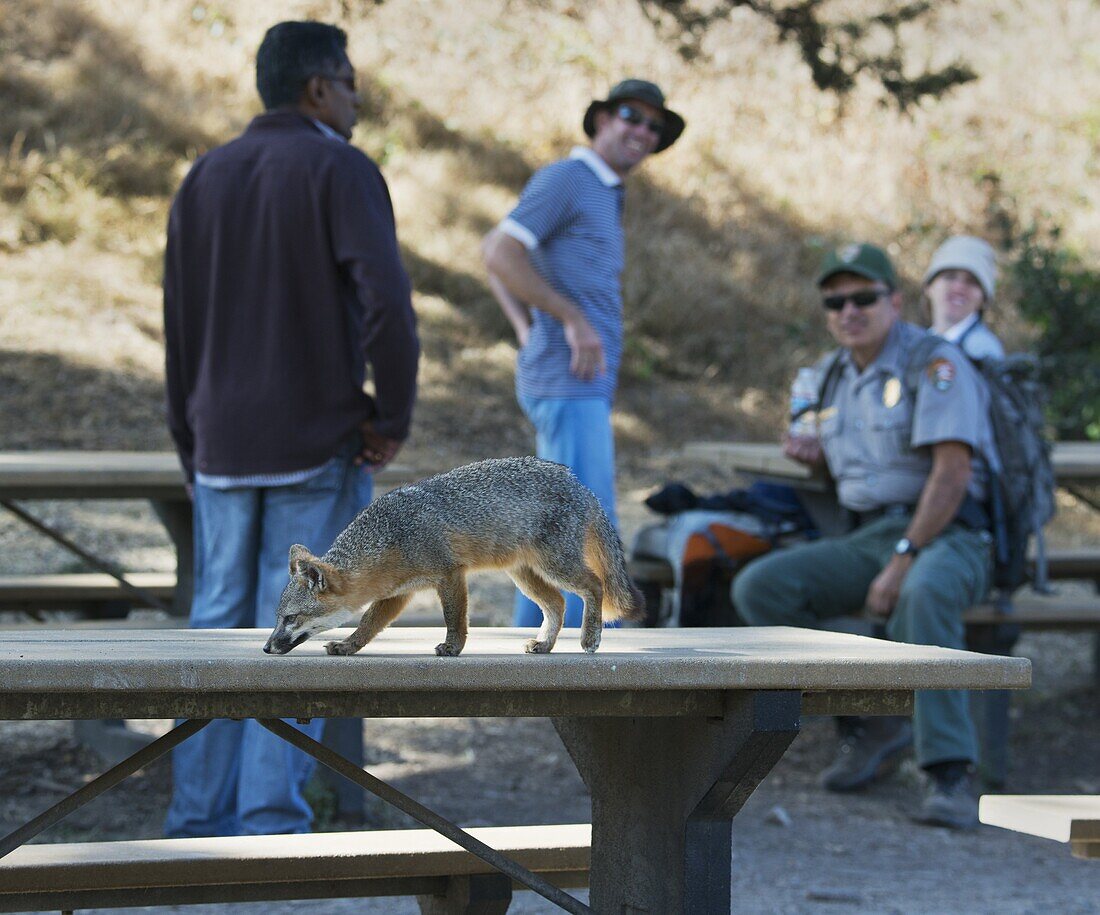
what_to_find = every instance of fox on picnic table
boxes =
[262,457,643,658]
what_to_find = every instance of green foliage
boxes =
[1012,229,1100,441]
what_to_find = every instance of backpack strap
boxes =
[901,334,946,404]
[956,314,982,352]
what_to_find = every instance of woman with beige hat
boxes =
[923,235,1005,360]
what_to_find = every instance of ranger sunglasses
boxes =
[821,289,890,311]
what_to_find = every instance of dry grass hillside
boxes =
[1,0,1099,465]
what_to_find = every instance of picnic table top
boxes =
[684,440,1100,485]
[1,445,1094,499]
[0,627,1029,696]
[0,451,417,499]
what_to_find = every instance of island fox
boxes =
[262,457,643,657]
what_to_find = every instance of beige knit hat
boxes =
[923,235,998,301]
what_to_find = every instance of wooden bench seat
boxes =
[629,557,1100,632]
[0,572,176,612]
[965,593,1100,630]
[0,824,591,913]
[1030,548,1100,582]
[630,547,1100,594]
[979,795,1100,859]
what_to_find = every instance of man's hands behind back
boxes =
[357,421,402,472]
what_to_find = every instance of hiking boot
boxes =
[820,716,913,793]
[915,770,979,830]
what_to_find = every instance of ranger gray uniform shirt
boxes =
[817,320,996,513]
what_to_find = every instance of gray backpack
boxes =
[904,334,1057,593]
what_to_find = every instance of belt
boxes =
[848,494,990,532]
[848,503,912,527]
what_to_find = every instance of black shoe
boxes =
[820,716,913,793]
[914,770,979,830]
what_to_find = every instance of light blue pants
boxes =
[733,516,991,767]
[164,450,373,837]
[513,395,618,627]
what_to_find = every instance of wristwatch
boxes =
[894,537,920,558]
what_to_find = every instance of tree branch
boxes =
[638,0,976,109]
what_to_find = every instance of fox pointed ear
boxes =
[288,544,316,577]
[289,547,345,595]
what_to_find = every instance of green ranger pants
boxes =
[732,515,992,767]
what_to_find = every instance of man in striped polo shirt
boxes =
[482,79,685,627]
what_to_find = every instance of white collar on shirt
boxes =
[570,146,622,187]
[311,119,348,143]
[942,312,981,343]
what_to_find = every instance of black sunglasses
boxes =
[821,288,890,311]
[616,103,665,135]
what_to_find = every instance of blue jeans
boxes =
[164,450,373,837]
[513,395,618,627]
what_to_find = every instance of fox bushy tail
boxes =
[586,506,645,621]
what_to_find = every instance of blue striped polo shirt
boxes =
[499,147,625,402]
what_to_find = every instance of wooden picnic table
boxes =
[0,626,1029,914]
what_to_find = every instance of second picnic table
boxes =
[0,451,416,616]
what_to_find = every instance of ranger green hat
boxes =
[816,242,897,289]
[583,78,685,153]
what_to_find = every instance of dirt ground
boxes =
[2,468,1100,914]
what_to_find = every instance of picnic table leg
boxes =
[965,616,1020,789]
[151,500,192,618]
[553,690,800,914]
[417,873,513,914]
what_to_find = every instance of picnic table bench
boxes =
[0,571,177,615]
[0,626,1029,914]
[630,548,1100,593]
[0,825,591,913]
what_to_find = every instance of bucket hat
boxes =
[583,79,685,153]
[923,236,997,301]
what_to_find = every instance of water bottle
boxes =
[788,367,820,438]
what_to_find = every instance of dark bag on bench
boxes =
[633,483,816,627]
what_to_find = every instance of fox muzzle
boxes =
[262,630,311,654]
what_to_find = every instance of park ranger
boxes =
[733,242,998,830]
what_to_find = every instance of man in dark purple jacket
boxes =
[163,21,419,838]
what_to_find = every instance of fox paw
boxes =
[435,642,463,657]
[580,635,601,654]
[523,638,553,654]
[324,640,359,656]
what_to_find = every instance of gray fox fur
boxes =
[262,457,644,657]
